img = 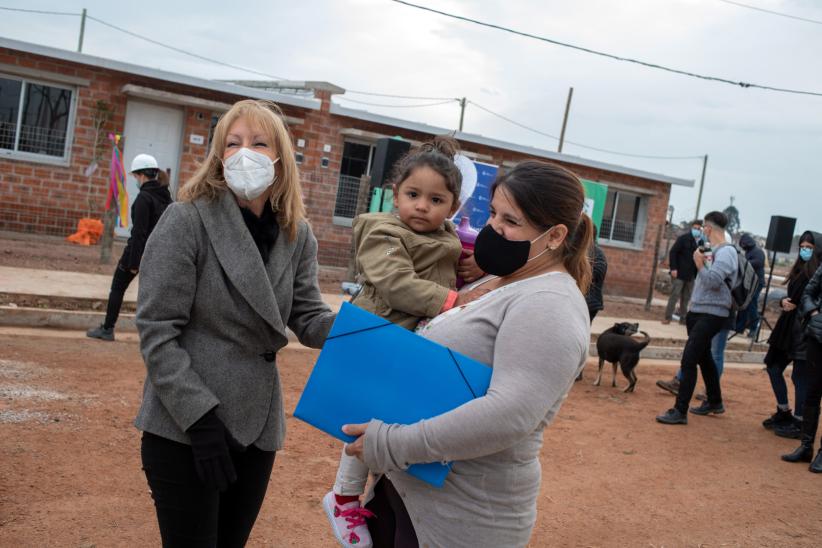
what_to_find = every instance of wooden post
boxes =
[645,224,664,311]
[99,208,116,264]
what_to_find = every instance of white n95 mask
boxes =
[222,147,280,200]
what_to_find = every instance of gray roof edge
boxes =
[0,37,321,111]
[330,102,694,188]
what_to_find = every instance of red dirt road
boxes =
[1,332,820,547]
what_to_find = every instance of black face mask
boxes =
[473,224,551,277]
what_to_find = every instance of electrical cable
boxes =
[85,15,289,81]
[716,0,822,26]
[336,96,459,108]
[345,89,458,101]
[0,6,79,16]
[390,0,822,98]
[468,101,703,160]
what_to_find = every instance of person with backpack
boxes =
[86,154,172,341]
[735,233,766,338]
[657,211,737,425]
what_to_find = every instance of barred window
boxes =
[0,75,74,162]
[333,141,375,226]
[600,189,646,246]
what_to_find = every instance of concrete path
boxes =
[0,266,767,362]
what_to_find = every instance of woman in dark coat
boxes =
[763,232,821,434]
[782,260,822,472]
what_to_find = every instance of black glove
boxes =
[186,408,245,492]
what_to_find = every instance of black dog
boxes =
[594,322,651,393]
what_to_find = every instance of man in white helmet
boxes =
[87,154,172,341]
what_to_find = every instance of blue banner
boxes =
[453,161,499,229]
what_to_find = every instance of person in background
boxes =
[578,225,608,381]
[657,211,736,425]
[735,233,766,338]
[782,262,822,473]
[764,232,822,438]
[662,220,703,325]
[86,155,171,341]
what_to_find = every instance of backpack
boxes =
[724,246,759,310]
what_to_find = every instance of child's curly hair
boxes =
[390,135,463,203]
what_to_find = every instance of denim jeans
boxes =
[675,312,726,413]
[766,359,808,414]
[735,281,764,335]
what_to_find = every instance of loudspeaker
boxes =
[766,215,796,253]
[369,138,411,188]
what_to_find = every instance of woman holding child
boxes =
[344,161,593,547]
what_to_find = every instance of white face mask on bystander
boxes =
[222,147,280,200]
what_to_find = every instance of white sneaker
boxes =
[322,491,374,547]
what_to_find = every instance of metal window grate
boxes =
[333,174,364,219]
[18,124,67,157]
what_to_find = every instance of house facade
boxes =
[0,37,692,297]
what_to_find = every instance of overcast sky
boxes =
[3,0,820,236]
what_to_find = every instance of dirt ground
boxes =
[1,332,821,547]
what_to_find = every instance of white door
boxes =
[118,100,184,236]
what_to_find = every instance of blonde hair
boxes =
[178,99,305,240]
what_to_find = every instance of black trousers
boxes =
[365,477,419,548]
[806,338,822,413]
[104,264,137,329]
[141,432,275,548]
[675,312,726,413]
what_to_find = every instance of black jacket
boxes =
[801,264,822,344]
[119,180,172,270]
[739,233,765,283]
[585,244,608,313]
[668,231,699,282]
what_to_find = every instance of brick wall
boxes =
[0,48,674,297]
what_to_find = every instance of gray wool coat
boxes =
[134,190,335,450]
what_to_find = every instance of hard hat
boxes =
[130,153,159,173]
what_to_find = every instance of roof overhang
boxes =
[330,102,694,187]
[0,37,321,111]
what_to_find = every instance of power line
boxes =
[336,96,459,108]
[85,15,289,80]
[468,101,703,160]
[716,0,822,26]
[345,89,458,101]
[390,0,822,98]
[0,6,80,16]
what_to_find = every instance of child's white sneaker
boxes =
[322,491,374,547]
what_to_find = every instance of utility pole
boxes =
[557,87,573,153]
[77,8,87,53]
[694,154,708,220]
[458,97,466,132]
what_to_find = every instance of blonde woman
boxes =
[135,99,335,545]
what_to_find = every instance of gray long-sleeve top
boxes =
[688,242,738,317]
[362,271,590,547]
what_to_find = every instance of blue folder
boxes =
[294,302,492,487]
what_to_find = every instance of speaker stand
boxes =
[749,248,778,351]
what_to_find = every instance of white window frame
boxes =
[599,189,648,251]
[0,72,78,166]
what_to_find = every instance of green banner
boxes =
[581,179,608,239]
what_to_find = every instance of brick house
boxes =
[0,37,692,297]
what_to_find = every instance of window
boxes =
[600,189,646,246]
[333,141,376,226]
[0,75,75,163]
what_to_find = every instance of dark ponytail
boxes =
[491,160,593,293]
